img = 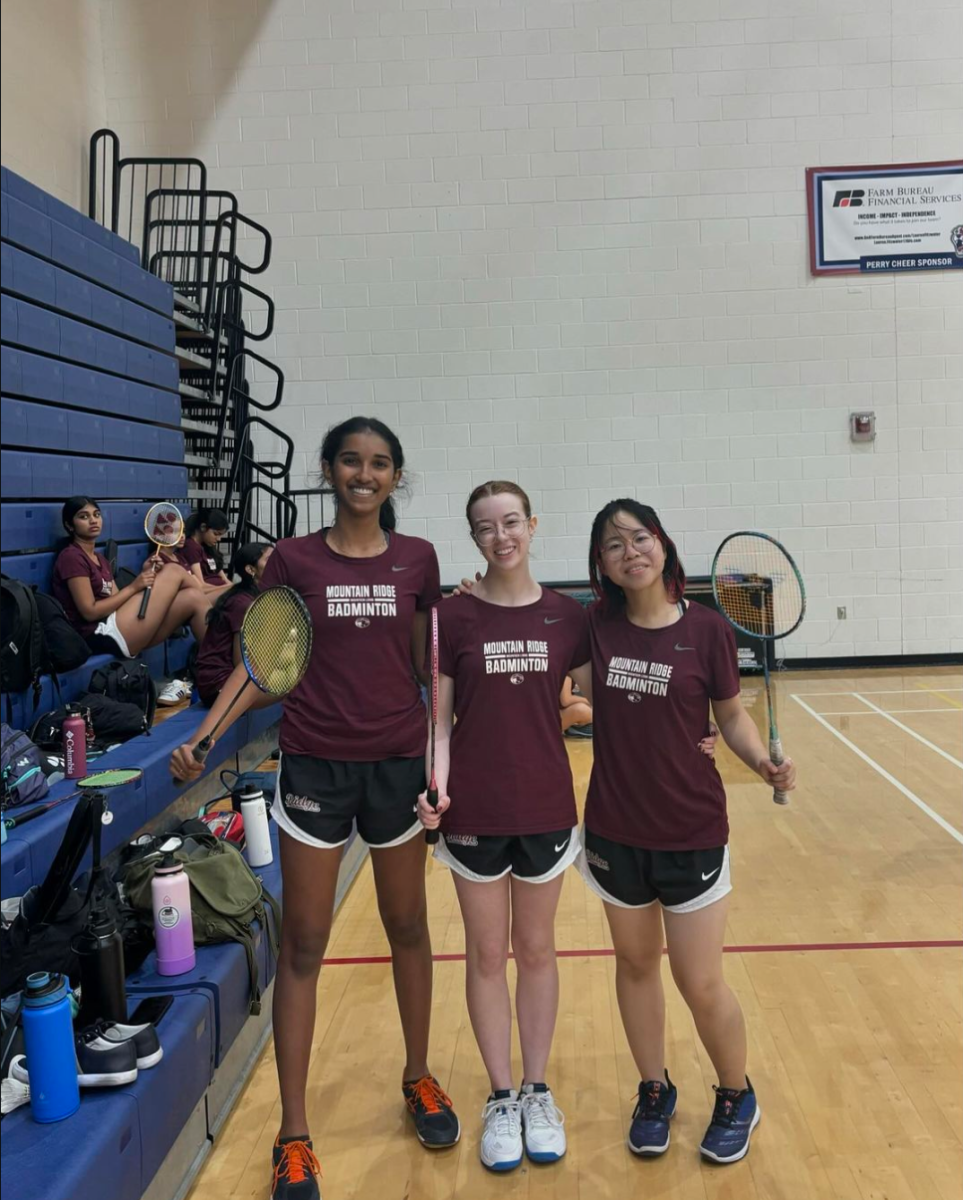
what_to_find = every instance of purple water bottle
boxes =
[151,851,196,976]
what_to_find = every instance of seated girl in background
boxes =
[52,496,210,659]
[560,676,593,739]
[180,509,231,593]
[193,543,273,707]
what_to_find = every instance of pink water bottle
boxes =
[63,706,87,779]
[152,852,196,976]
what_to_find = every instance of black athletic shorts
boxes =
[272,752,424,849]
[435,826,580,883]
[578,827,731,912]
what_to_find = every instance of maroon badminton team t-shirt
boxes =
[194,590,254,705]
[438,591,590,837]
[52,545,116,638]
[586,602,741,851]
[180,539,224,586]
[261,530,441,761]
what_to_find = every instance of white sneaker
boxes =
[480,1090,523,1171]
[157,679,191,706]
[520,1083,567,1162]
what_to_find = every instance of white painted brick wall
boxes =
[67,0,959,656]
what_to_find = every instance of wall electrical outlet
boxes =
[837,606,847,620]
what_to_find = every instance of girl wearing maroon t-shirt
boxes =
[170,419,460,1200]
[194,543,273,707]
[180,508,231,594]
[569,499,796,1167]
[418,482,589,1173]
[52,496,210,658]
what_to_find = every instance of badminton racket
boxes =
[711,532,805,805]
[193,585,312,764]
[2,768,143,833]
[425,605,441,845]
[139,502,185,619]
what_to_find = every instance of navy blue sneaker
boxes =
[628,1072,677,1156]
[403,1075,461,1148]
[699,1078,760,1164]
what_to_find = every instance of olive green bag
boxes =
[123,824,281,1015]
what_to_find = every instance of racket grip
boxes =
[138,586,151,619]
[769,736,790,806]
[424,785,440,845]
[192,735,213,765]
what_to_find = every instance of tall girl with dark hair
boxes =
[193,543,273,707]
[170,418,460,1200]
[568,500,796,1165]
[180,508,230,593]
[52,496,210,658]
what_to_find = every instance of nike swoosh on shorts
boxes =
[701,866,721,881]
[554,840,569,853]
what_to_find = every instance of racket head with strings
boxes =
[75,768,144,789]
[192,585,313,765]
[425,605,441,845]
[139,502,186,619]
[711,532,805,807]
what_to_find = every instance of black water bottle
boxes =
[75,901,128,1026]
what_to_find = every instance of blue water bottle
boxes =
[21,971,80,1123]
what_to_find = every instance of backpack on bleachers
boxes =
[1,724,49,809]
[88,659,157,731]
[122,824,281,1016]
[33,591,90,673]
[0,576,45,713]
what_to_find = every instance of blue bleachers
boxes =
[3,347,181,425]
[1,243,174,352]
[1,166,140,265]
[0,450,187,499]
[0,991,214,1200]
[1,501,152,552]
[2,398,185,464]
[4,297,178,390]
[1,189,173,315]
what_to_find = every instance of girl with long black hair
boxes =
[170,418,460,1200]
[52,496,210,658]
[193,543,273,707]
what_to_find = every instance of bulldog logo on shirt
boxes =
[355,617,371,629]
[101,580,113,597]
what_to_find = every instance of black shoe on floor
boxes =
[403,1075,461,1148]
[564,723,594,739]
[272,1135,321,1200]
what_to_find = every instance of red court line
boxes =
[322,939,962,966]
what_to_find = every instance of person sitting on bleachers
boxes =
[194,542,273,707]
[52,496,211,659]
[180,508,231,594]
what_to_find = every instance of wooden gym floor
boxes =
[189,666,962,1200]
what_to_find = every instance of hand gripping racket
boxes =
[425,605,441,845]
[193,585,312,765]
[711,532,805,805]
[139,502,186,619]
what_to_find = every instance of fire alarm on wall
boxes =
[850,412,876,442]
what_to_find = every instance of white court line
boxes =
[851,693,963,771]
[794,688,963,697]
[814,708,962,717]
[790,694,963,847]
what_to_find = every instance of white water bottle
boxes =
[239,785,273,868]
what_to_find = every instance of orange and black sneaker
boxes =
[403,1075,461,1148]
[272,1135,321,1200]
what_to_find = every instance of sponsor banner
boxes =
[807,161,963,275]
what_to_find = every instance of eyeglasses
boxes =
[473,516,529,546]
[600,530,658,560]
